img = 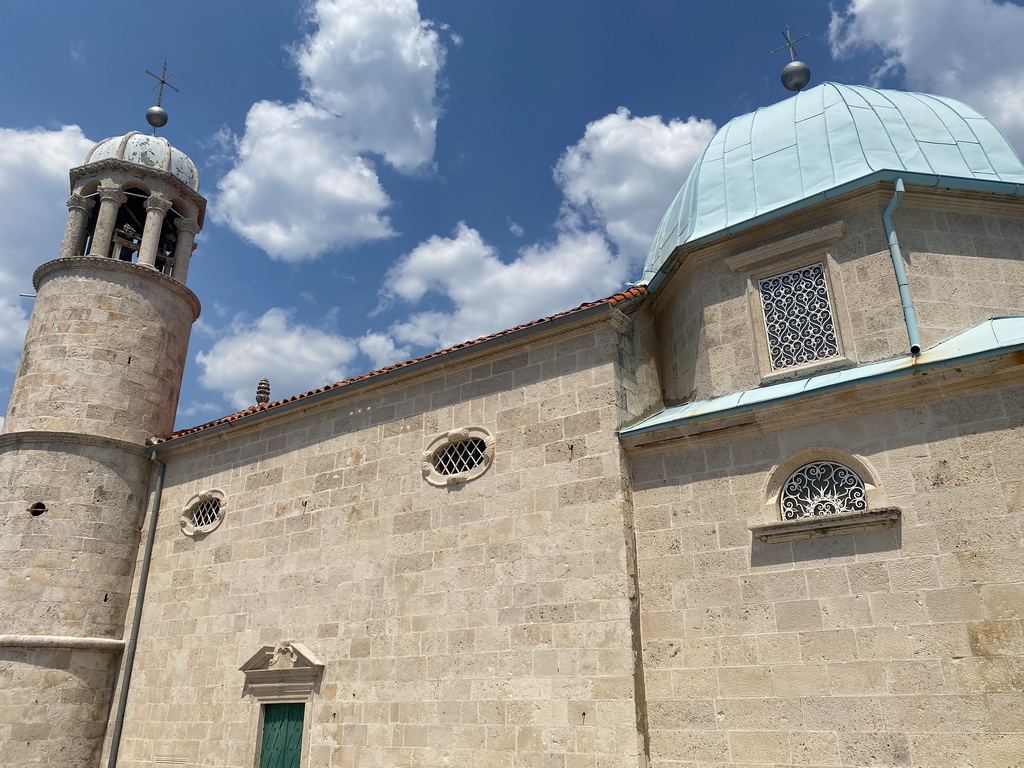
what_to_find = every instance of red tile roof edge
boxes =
[158,285,648,443]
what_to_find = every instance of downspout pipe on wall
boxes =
[107,449,166,768]
[883,178,922,356]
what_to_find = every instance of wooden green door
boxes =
[259,703,304,768]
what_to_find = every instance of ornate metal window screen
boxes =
[180,489,226,536]
[780,461,867,520]
[758,262,839,370]
[433,438,487,476]
[191,498,221,529]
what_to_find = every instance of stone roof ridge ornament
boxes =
[145,60,179,135]
[771,26,811,92]
[256,378,270,404]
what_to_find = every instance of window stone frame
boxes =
[726,221,855,383]
[422,426,495,487]
[750,446,900,543]
[179,488,226,536]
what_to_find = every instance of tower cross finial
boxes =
[771,26,810,62]
[145,61,178,135]
[145,61,179,107]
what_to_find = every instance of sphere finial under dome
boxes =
[146,106,168,129]
[781,60,811,91]
[772,26,811,92]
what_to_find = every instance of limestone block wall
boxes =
[628,382,1024,767]
[0,646,119,768]
[895,196,1024,351]
[653,189,1024,405]
[4,257,200,444]
[0,434,152,767]
[613,302,664,425]
[0,437,150,638]
[106,319,648,768]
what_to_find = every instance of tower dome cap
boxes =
[84,131,199,191]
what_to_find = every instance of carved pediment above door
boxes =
[240,641,324,702]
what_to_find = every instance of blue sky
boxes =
[2,0,1023,429]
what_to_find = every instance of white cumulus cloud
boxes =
[371,107,714,354]
[358,331,411,369]
[195,308,359,409]
[0,125,94,373]
[555,108,716,262]
[295,0,444,170]
[214,101,393,261]
[383,222,622,350]
[830,0,1024,152]
[214,0,446,262]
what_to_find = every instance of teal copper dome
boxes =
[643,82,1024,286]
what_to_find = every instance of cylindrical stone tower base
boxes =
[5,257,200,443]
[0,257,200,766]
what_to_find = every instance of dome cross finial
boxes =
[771,26,810,62]
[145,61,179,135]
[771,26,811,92]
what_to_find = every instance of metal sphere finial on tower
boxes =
[146,106,169,129]
[145,61,179,134]
[771,26,811,92]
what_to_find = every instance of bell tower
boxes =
[0,122,204,766]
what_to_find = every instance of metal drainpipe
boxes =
[883,178,922,355]
[107,449,166,768]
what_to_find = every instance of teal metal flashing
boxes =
[620,317,1024,437]
[643,83,1024,289]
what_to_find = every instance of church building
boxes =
[2,80,1023,768]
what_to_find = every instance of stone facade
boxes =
[105,315,653,768]
[621,190,1024,766]
[654,188,1024,405]
[627,378,1024,767]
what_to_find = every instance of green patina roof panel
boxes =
[643,83,1024,284]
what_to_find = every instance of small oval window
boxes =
[423,427,495,487]
[433,437,488,476]
[180,490,226,536]
[28,502,48,517]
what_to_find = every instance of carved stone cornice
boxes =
[240,642,324,702]
[0,429,152,456]
[724,220,848,272]
[32,257,202,320]
[0,634,126,653]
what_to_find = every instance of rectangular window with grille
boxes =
[757,261,839,371]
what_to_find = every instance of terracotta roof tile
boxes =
[159,285,647,443]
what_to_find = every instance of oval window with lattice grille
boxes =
[180,489,226,535]
[423,427,495,486]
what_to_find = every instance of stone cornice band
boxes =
[0,635,126,652]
